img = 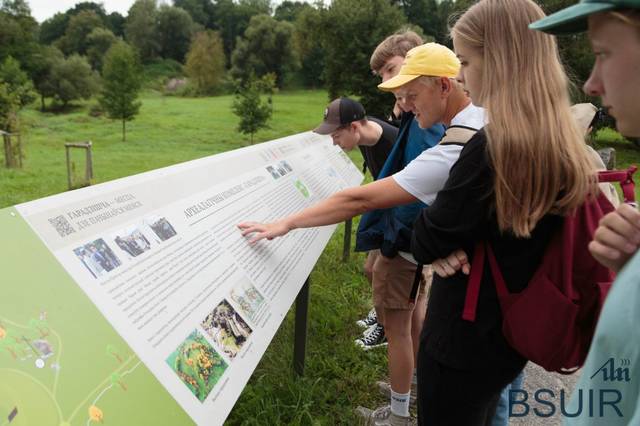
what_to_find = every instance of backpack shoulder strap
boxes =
[439,125,477,146]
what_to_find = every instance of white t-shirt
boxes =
[393,103,485,205]
[450,102,486,129]
[393,103,485,264]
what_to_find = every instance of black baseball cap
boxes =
[313,98,366,135]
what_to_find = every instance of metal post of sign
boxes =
[342,219,352,262]
[293,277,310,376]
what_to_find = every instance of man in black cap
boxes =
[314,97,399,353]
[314,97,398,181]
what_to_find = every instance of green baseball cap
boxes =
[529,0,640,34]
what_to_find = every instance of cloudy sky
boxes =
[26,0,318,22]
[28,0,138,22]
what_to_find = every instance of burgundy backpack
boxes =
[462,167,637,373]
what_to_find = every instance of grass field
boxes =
[2,91,640,425]
[0,90,330,208]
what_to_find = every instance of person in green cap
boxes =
[531,2,640,425]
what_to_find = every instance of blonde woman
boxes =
[532,2,640,424]
[409,0,597,423]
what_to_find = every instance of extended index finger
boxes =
[238,223,266,236]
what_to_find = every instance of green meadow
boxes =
[1,90,639,425]
[1,90,328,207]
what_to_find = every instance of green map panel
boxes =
[0,207,193,426]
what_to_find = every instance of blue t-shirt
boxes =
[404,118,441,166]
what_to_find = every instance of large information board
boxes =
[0,132,363,425]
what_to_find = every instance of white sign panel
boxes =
[14,132,363,425]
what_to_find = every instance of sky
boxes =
[29,0,138,22]
[26,0,318,23]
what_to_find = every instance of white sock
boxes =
[390,389,410,417]
[412,368,418,386]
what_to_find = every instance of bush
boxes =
[88,102,104,117]
[163,79,194,97]
[49,54,98,108]
[143,58,184,89]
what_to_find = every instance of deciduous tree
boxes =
[0,55,34,131]
[322,0,406,118]
[231,14,298,88]
[157,5,196,62]
[49,54,98,107]
[185,31,226,95]
[57,10,105,55]
[231,74,275,144]
[274,0,312,22]
[0,2,40,77]
[86,27,118,71]
[0,82,19,131]
[0,56,35,108]
[31,45,64,111]
[292,5,325,88]
[214,0,271,65]
[125,0,159,62]
[100,42,143,142]
[173,0,216,28]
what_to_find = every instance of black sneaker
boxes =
[356,308,378,328]
[355,324,387,350]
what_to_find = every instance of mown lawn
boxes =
[1,89,331,207]
[2,92,640,425]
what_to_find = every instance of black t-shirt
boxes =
[411,129,562,370]
[358,117,398,180]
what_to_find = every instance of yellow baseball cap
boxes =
[378,42,461,91]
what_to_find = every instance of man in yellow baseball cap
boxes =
[377,43,472,132]
[378,42,461,90]
[354,42,484,426]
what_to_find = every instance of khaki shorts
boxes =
[372,254,432,311]
[363,250,381,283]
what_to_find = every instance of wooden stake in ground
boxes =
[2,130,22,168]
[65,141,94,190]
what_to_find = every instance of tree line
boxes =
[0,0,591,134]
